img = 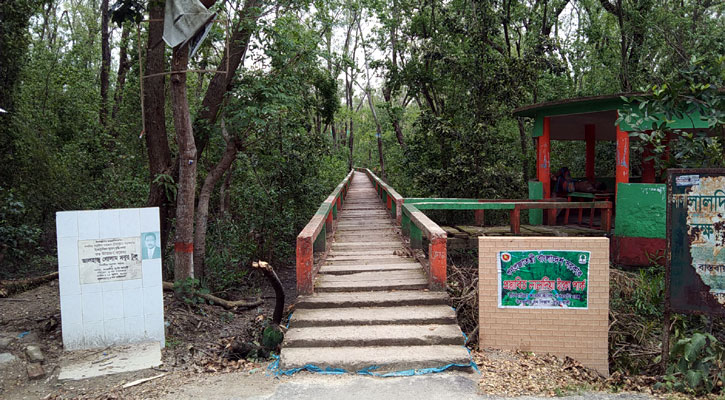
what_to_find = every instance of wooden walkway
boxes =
[280,172,471,372]
[441,223,607,249]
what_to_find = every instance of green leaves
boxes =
[684,333,707,362]
[665,331,724,394]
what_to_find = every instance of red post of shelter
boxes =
[585,124,596,181]
[615,122,630,198]
[537,117,551,199]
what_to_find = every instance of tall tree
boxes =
[100,0,110,127]
[143,1,174,255]
[170,43,197,280]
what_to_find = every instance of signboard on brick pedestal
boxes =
[56,208,165,350]
[479,237,609,376]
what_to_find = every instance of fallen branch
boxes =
[121,373,167,389]
[252,260,285,325]
[162,282,262,310]
[0,272,59,298]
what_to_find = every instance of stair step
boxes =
[323,256,411,264]
[279,345,472,372]
[295,291,449,309]
[316,278,427,292]
[283,324,464,347]
[332,241,402,248]
[327,251,402,258]
[333,236,400,243]
[337,222,394,228]
[290,305,455,327]
[319,263,421,275]
[317,270,426,283]
[336,227,395,232]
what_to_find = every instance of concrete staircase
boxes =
[280,172,471,372]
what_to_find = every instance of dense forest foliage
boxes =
[0,0,723,285]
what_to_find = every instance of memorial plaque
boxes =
[78,237,142,284]
[56,208,164,350]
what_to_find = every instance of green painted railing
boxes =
[296,170,354,295]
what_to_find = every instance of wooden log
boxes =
[252,261,285,325]
[0,272,59,298]
[162,282,262,310]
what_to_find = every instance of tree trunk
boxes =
[193,131,239,279]
[194,0,261,161]
[99,0,110,127]
[331,123,338,149]
[144,2,174,256]
[347,84,354,170]
[171,44,197,281]
[367,88,385,178]
[111,24,130,124]
[219,168,233,218]
[383,88,405,148]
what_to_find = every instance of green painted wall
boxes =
[528,181,543,225]
[614,183,666,239]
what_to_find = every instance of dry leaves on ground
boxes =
[474,348,606,397]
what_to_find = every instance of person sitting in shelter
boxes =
[555,167,575,196]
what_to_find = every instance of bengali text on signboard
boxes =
[498,250,590,309]
[78,237,142,284]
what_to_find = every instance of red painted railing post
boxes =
[602,206,612,232]
[296,236,313,295]
[510,206,521,234]
[326,210,333,231]
[429,235,447,290]
[474,210,485,226]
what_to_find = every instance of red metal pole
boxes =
[537,117,552,199]
[585,124,596,181]
[616,122,630,199]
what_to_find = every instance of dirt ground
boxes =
[0,264,297,400]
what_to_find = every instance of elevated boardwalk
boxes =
[281,172,470,372]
